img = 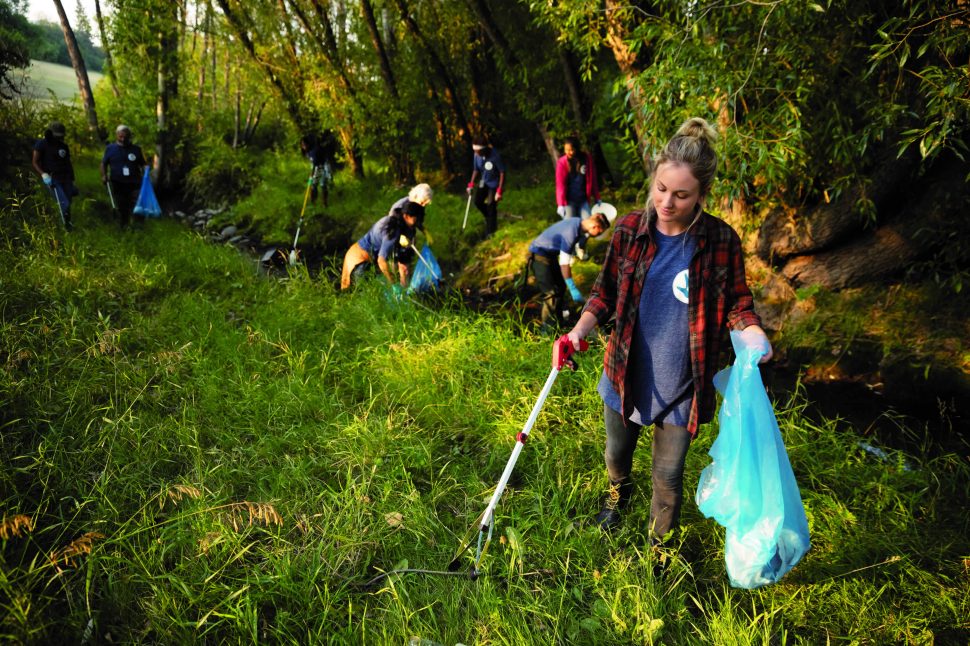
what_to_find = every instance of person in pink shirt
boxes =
[555,136,600,220]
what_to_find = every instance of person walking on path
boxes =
[100,125,147,229]
[32,120,77,231]
[466,136,505,238]
[552,117,773,555]
[340,201,424,291]
[527,212,610,332]
[388,183,434,243]
[300,135,333,208]
[555,136,600,220]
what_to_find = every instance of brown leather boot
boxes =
[594,479,633,531]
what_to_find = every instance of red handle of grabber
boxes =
[555,334,589,371]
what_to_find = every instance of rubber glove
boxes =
[565,277,583,302]
[495,187,503,201]
[557,205,566,218]
[42,173,52,186]
[466,181,474,196]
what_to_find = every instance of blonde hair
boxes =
[653,117,719,197]
[408,183,434,206]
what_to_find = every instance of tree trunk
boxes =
[536,122,559,168]
[557,45,612,185]
[152,1,180,189]
[361,0,414,183]
[217,0,310,131]
[232,88,241,149]
[361,0,398,98]
[93,0,119,98]
[197,3,209,106]
[757,149,921,261]
[392,0,472,148]
[770,155,968,290]
[603,0,650,171]
[53,0,102,140]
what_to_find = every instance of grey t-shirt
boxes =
[599,228,695,426]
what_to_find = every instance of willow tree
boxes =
[53,0,102,140]
[528,0,970,303]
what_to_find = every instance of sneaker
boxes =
[593,480,632,531]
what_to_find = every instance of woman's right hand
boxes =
[552,331,585,370]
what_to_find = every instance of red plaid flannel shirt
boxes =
[583,208,762,436]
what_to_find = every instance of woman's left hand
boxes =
[739,325,773,363]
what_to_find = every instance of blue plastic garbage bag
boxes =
[696,330,810,589]
[409,244,442,293]
[133,167,162,218]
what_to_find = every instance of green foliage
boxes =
[0,0,31,98]
[184,139,264,207]
[533,0,970,217]
[26,19,106,72]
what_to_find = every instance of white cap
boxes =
[408,183,433,206]
[116,124,131,133]
[591,202,618,238]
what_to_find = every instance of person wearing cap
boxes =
[100,125,147,229]
[527,211,611,332]
[466,136,506,238]
[556,136,600,220]
[388,183,434,244]
[32,121,77,230]
[341,200,424,291]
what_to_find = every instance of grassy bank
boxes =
[15,60,104,103]
[2,170,969,644]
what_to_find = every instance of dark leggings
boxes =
[473,186,498,236]
[603,404,692,543]
[530,254,565,327]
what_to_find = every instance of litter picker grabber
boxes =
[47,184,67,228]
[461,193,473,231]
[448,335,589,574]
[288,173,314,266]
[105,180,117,210]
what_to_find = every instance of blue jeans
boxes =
[49,180,77,220]
[562,200,591,220]
[603,404,692,543]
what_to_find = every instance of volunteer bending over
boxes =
[553,117,772,550]
[341,201,424,291]
[527,212,610,332]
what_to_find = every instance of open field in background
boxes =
[15,60,103,103]
[1,153,968,644]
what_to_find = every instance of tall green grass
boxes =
[1,179,968,645]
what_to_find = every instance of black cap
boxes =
[50,121,66,137]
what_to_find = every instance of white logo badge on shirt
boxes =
[128,153,137,161]
[672,269,690,304]
[484,161,494,171]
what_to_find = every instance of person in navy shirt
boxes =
[32,121,77,230]
[465,136,505,238]
[300,134,334,207]
[340,201,424,291]
[527,211,610,330]
[100,125,147,228]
